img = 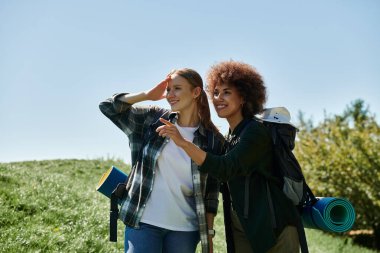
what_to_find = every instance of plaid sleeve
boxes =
[99,93,142,136]
[204,175,220,214]
[99,93,168,163]
[204,132,225,214]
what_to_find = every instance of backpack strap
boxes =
[295,209,309,253]
[305,183,318,205]
[243,176,250,219]
[221,183,234,253]
[266,182,277,228]
[109,192,119,242]
[109,182,129,241]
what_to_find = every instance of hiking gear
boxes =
[302,197,355,232]
[257,106,297,128]
[257,107,317,207]
[97,166,128,199]
[256,107,319,253]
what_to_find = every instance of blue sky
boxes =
[1,0,379,164]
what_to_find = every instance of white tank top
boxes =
[140,122,199,231]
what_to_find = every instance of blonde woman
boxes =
[99,68,223,253]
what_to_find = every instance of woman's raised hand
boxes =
[156,118,187,147]
[145,76,171,101]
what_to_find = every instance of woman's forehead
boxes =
[169,74,189,86]
[214,82,233,89]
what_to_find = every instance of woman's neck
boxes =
[227,113,244,133]
[177,110,200,127]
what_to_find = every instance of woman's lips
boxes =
[215,104,227,111]
[168,100,179,106]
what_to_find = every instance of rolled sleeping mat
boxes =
[302,197,355,233]
[96,166,128,199]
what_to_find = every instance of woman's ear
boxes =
[240,95,245,106]
[193,87,201,99]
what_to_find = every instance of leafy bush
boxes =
[295,100,380,249]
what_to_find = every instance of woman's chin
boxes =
[170,106,180,112]
[216,112,227,119]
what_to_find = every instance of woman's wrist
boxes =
[177,134,207,166]
[175,137,190,150]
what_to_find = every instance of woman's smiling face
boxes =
[166,74,197,113]
[212,83,244,121]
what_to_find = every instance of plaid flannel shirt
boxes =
[99,93,223,253]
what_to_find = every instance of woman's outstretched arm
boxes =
[156,118,207,165]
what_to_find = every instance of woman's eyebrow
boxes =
[167,83,181,89]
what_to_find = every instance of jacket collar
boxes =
[229,118,252,137]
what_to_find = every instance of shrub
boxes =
[295,100,380,249]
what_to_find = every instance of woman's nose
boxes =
[166,89,174,97]
[212,96,222,106]
[213,93,222,101]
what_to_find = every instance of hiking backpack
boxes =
[260,120,317,208]
[256,107,318,253]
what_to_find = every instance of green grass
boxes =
[0,159,376,253]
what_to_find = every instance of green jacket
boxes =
[200,119,299,253]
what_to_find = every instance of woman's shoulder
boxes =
[251,118,271,130]
[241,119,271,140]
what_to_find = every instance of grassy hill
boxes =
[0,159,376,253]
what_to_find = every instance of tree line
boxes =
[293,99,380,249]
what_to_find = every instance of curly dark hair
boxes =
[206,60,267,118]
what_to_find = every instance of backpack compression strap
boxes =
[110,187,121,242]
[295,209,309,253]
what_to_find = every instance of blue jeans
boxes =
[124,223,200,253]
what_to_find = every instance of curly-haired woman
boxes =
[157,61,302,253]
